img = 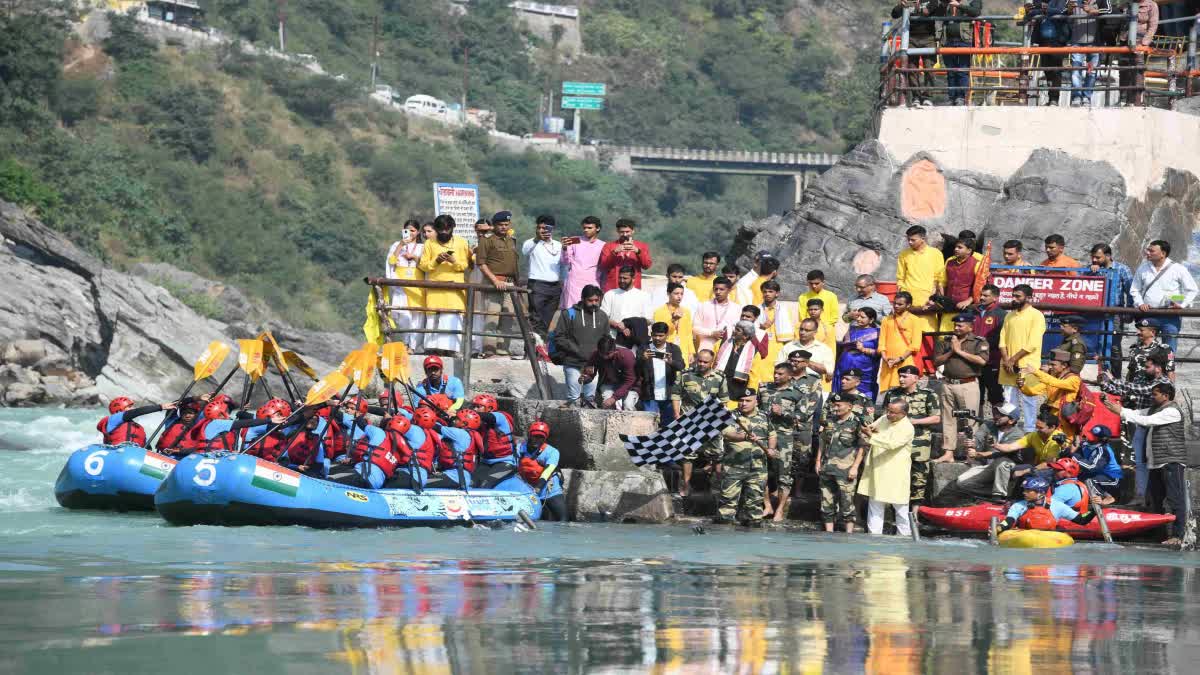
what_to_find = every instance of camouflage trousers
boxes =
[718,462,767,522]
[767,435,794,491]
[910,458,930,505]
[819,473,857,524]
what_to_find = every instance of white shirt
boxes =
[649,285,700,316]
[600,287,653,330]
[1131,257,1198,308]
[651,357,668,401]
[521,237,563,282]
[779,339,835,379]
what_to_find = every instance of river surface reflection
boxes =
[5,536,1200,674]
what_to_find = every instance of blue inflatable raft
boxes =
[55,444,179,511]
[155,453,543,528]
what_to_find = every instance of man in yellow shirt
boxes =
[735,253,779,307]
[686,251,721,303]
[797,270,839,330]
[805,298,837,352]
[998,283,1046,432]
[418,214,472,355]
[1018,349,1082,439]
[992,410,1067,467]
[897,225,945,341]
[1001,239,1030,270]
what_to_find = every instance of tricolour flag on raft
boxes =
[139,452,178,480]
[251,459,301,497]
[621,396,733,466]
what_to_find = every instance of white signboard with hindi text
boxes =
[433,182,480,245]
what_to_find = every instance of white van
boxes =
[404,95,448,119]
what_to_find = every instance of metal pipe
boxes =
[366,277,530,293]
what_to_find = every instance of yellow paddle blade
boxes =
[305,371,350,407]
[352,347,378,390]
[258,332,287,372]
[193,341,232,381]
[236,339,266,379]
[282,351,318,380]
[379,342,410,383]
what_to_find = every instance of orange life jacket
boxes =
[96,415,147,447]
[1017,505,1059,531]
[1050,478,1090,514]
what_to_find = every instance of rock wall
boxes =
[0,200,353,406]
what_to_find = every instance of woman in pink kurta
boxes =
[560,219,605,309]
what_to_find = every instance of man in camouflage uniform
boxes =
[1126,319,1175,380]
[881,365,941,505]
[715,390,776,526]
[817,392,865,533]
[787,349,824,395]
[832,368,875,423]
[759,362,817,521]
[1057,315,1088,375]
[671,349,729,497]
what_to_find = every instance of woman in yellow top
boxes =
[652,282,695,365]
[385,219,426,352]
[1018,350,1082,439]
[877,292,922,391]
[751,280,796,386]
[417,215,472,355]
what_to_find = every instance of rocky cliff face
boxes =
[732,139,1199,299]
[0,200,356,406]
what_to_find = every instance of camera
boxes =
[1052,432,1068,445]
[952,409,982,422]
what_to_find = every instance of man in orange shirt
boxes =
[1002,240,1029,272]
[878,291,923,392]
[1040,234,1080,275]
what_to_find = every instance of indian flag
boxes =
[250,459,301,497]
[139,452,177,480]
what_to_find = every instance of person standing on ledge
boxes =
[560,216,605,310]
[687,252,722,303]
[858,398,915,536]
[473,211,523,359]
[1131,239,1197,352]
[943,0,982,106]
[418,214,471,357]
[598,218,652,292]
[522,215,563,339]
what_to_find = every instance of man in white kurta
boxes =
[857,398,916,536]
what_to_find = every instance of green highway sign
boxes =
[562,81,606,96]
[561,96,604,110]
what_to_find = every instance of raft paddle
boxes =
[282,350,319,381]
[258,331,299,402]
[1086,479,1115,544]
[145,341,232,447]
[380,342,410,415]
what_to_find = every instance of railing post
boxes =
[461,285,475,391]
[898,8,912,107]
[1188,17,1197,98]
[1020,23,1032,105]
[1128,1,1146,106]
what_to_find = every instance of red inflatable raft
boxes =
[918,503,1175,540]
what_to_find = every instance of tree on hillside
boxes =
[0,2,67,128]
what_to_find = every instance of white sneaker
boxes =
[921,99,934,107]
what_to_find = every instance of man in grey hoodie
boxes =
[551,284,609,406]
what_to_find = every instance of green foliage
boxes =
[142,83,222,162]
[0,6,67,128]
[157,279,224,319]
[103,12,159,62]
[0,158,60,215]
[54,77,102,126]
[260,65,356,125]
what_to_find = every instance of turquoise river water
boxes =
[2,408,1200,674]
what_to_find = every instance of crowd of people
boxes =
[891,0,1163,107]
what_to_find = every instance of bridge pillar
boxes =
[766,174,802,215]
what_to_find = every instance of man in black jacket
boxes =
[638,322,687,429]
[551,284,609,407]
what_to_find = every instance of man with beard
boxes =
[551,284,609,407]
[999,284,1046,432]
[671,348,730,498]
[418,214,472,356]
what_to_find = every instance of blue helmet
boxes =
[1022,475,1051,493]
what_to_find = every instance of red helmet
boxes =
[528,421,550,439]
[108,396,135,414]
[387,415,412,435]
[342,395,369,416]
[472,393,498,413]
[412,408,438,429]
[426,393,453,411]
[378,391,392,406]
[257,398,292,419]
[1048,457,1081,478]
[211,394,234,408]
[456,409,482,430]
[204,401,230,420]
[423,355,444,370]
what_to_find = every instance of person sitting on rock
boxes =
[953,403,1027,501]
[425,409,483,489]
[996,475,1095,533]
[98,396,178,447]
[518,420,567,521]
[469,393,520,487]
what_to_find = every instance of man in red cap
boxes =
[414,355,465,410]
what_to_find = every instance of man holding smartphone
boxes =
[638,322,687,429]
[522,214,563,338]
[597,218,652,292]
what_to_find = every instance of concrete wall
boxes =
[878,107,1200,198]
[512,3,583,55]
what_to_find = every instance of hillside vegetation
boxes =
[0,1,918,333]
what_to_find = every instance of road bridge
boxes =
[605,147,840,213]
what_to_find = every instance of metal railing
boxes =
[879,4,1199,108]
[364,277,554,399]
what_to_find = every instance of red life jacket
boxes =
[1017,505,1059,531]
[481,412,516,460]
[414,432,436,472]
[321,417,347,459]
[156,422,192,453]
[97,415,148,447]
[437,430,482,473]
[368,431,414,479]
[189,419,236,452]
[518,456,545,485]
[248,431,287,463]
[1049,479,1090,514]
[283,431,321,466]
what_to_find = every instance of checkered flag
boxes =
[622,396,733,466]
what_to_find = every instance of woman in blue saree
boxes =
[835,307,881,400]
